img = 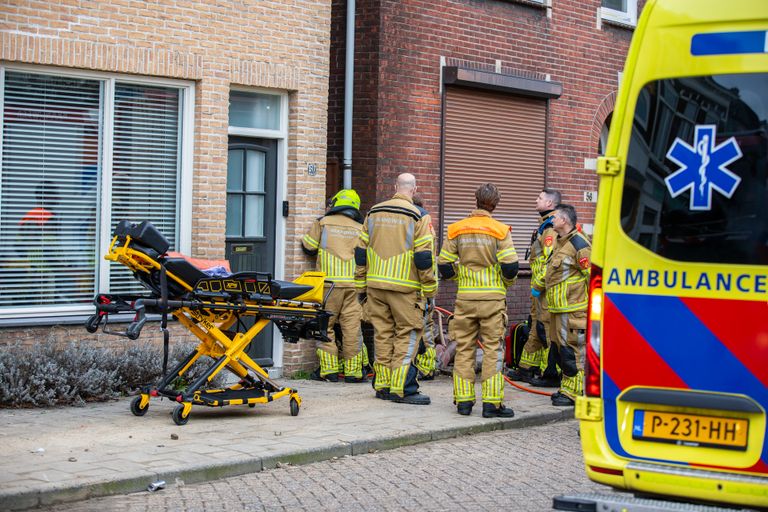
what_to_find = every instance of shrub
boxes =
[0,339,225,408]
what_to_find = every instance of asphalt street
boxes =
[40,419,606,512]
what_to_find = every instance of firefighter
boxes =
[412,195,437,381]
[437,183,518,418]
[508,188,561,387]
[546,203,591,407]
[355,173,436,405]
[302,189,366,383]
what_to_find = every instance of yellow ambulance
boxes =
[574,0,768,508]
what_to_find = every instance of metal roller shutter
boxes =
[442,86,547,261]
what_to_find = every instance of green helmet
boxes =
[331,189,361,210]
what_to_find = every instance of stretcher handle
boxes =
[126,297,200,340]
[126,301,148,340]
[322,280,335,306]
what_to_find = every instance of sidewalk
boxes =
[0,375,572,511]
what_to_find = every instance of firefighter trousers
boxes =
[317,286,364,378]
[414,309,437,378]
[550,309,587,400]
[519,293,550,371]
[450,299,506,405]
[367,287,424,397]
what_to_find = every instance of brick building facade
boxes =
[0,1,332,375]
[327,0,643,322]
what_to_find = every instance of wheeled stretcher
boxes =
[85,220,331,425]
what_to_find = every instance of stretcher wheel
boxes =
[130,396,148,416]
[290,397,300,417]
[172,405,189,426]
[248,403,256,408]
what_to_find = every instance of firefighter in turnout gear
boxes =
[302,189,366,383]
[546,203,591,407]
[355,173,436,405]
[508,188,562,387]
[437,183,518,418]
[412,196,437,380]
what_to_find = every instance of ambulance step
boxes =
[553,493,750,512]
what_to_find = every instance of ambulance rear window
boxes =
[620,73,768,265]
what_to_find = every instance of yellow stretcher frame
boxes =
[88,234,329,425]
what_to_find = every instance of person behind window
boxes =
[17,181,61,301]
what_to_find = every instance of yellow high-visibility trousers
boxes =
[550,310,586,399]
[450,299,506,405]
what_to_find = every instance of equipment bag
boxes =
[504,320,530,369]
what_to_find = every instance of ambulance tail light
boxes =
[585,265,602,397]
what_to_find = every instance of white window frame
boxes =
[600,0,637,27]
[0,63,195,322]
[228,86,289,376]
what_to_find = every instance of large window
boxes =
[0,67,193,320]
[621,74,768,265]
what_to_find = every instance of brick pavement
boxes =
[41,420,604,512]
[0,375,573,511]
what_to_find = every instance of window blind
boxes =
[108,84,181,293]
[0,71,101,307]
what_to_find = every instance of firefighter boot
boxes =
[310,367,339,382]
[482,403,515,418]
[506,366,538,383]
[457,401,474,416]
[550,391,575,407]
[530,374,560,388]
[530,343,561,387]
[391,365,431,405]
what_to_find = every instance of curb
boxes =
[1,409,574,511]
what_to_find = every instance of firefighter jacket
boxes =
[545,229,591,313]
[302,208,362,288]
[354,193,437,297]
[530,211,557,294]
[437,209,519,300]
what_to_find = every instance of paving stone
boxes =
[0,376,574,510]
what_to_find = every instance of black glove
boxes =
[358,292,367,304]
[425,297,434,314]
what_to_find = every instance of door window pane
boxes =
[227,149,243,191]
[246,150,265,192]
[229,91,280,130]
[226,195,243,237]
[244,195,264,237]
[0,71,101,307]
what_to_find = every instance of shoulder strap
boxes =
[538,216,554,235]
[369,204,421,222]
[569,233,590,251]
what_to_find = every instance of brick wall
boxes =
[0,1,332,374]
[328,0,642,318]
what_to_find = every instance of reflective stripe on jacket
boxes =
[302,212,362,288]
[355,193,436,296]
[545,229,591,313]
[530,211,557,293]
[438,209,517,300]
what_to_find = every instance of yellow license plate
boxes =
[633,410,748,450]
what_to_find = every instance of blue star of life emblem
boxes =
[665,125,742,211]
